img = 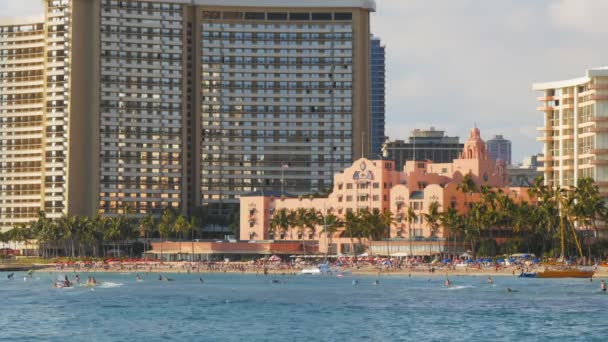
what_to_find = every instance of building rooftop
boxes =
[532,67,608,90]
[191,0,376,10]
[241,190,297,198]
[0,15,44,26]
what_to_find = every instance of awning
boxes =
[144,250,181,254]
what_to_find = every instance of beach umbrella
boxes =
[532,258,540,263]
[465,259,474,263]
[497,258,505,263]
[443,259,451,263]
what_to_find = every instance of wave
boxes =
[446,285,475,290]
[98,282,124,288]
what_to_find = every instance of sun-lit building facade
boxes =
[0,17,47,231]
[241,128,527,255]
[0,0,376,231]
[534,67,608,196]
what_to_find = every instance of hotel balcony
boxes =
[590,95,608,101]
[536,106,555,111]
[536,95,556,101]
[591,159,608,165]
[589,84,608,90]
[590,127,608,133]
[537,136,557,142]
[591,149,608,155]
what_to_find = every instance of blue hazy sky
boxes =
[3,0,608,163]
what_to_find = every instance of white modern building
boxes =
[533,67,608,194]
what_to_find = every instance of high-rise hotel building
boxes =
[0,17,48,230]
[534,67,608,196]
[0,0,375,230]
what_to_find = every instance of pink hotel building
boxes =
[240,127,533,256]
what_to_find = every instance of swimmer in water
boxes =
[199,278,204,283]
[487,276,494,284]
[352,280,359,286]
[601,280,606,292]
[444,278,451,287]
[373,280,379,286]
[136,274,142,281]
[7,273,14,279]
[75,275,80,284]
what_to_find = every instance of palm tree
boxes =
[575,177,605,260]
[457,173,477,213]
[439,207,463,258]
[405,206,418,258]
[344,211,361,256]
[466,203,486,257]
[157,208,176,260]
[173,215,192,257]
[321,212,343,256]
[57,214,78,258]
[104,216,125,258]
[290,208,312,254]
[423,201,442,257]
[269,208,291,240]
[140,214,156,253]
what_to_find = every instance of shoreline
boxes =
[21,264,608,278]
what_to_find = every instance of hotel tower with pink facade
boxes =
[241,127,532,256]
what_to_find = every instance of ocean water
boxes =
[1,272,607,341]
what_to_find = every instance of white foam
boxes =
[446,285,474,290]
[98,282,124,288]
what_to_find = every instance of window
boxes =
[312,13,332,20]
[290,13,310,20]
[346,183,353,189]
[267,12,287,20]
[334,13,352,20]
[245,12,265,20]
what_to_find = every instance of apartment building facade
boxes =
[486,134,512,165]
[0,0,376,230]
[370,35,385,157]
[534,67,608,195]
[385,127,463,171]
[0,17,47,230]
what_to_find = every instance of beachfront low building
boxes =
[240,127,532,256]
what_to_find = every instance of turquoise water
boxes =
[1,272,607,341]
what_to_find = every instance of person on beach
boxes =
[601,280,606,292]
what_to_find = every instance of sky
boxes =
[2,0,608,163]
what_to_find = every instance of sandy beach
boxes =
[28,262,608,278]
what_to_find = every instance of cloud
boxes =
[0,0,603,164]
[550,0,608,34]
[0,0,43,18]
